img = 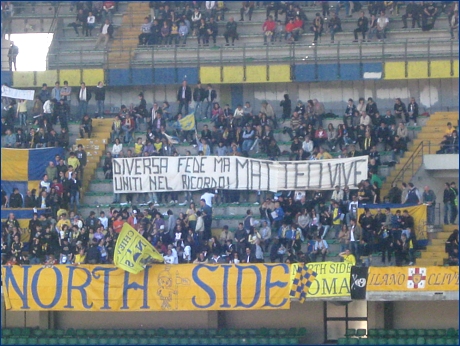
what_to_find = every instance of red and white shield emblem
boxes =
[407,267,427,289]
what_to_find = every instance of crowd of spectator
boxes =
[67,1,117,36]
[1,79,107,149]
[131,1,459,48]
[4,178,454,268]
[2,75,457,268]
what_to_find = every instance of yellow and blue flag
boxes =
[179,112,196,131]
[113,223,164,274]
[1,147,64,227]
[290,264,317,303]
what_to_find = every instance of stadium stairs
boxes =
[70,118,113,201]
[380,112,459,198]
[417,224,457,267]
[379,111,459,267]
[106,2,148,69]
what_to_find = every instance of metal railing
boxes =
[47,3,61,34]
[45,37,459,71]
[391,140,433,186]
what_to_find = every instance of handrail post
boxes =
[427,38,431,77]
[404,38,408,78]
[266,42,269,81]
[337,41,341,79]
[243,44,246,81]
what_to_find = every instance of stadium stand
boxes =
[1,4,459,344]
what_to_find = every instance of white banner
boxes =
[112,156,368,193]
[1,85,35,101]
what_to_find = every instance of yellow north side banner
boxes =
[113,223,164,274]
[367,266,459,291]
[305,262,351,298]
[1,264,291,311]
[290,262,351,299]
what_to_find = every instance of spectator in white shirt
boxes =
[200,190,216,207]
[312,235,328,262]
[99,211,108,229]
[183,242,192,263]
[376,11,389,40]
[39,174,51,193]
[163,249,176,264]
[86,12,96,36]
[331,185,344,202]
[112,138,123,157]
[302,136,314,155]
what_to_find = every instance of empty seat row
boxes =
[338,336,459,345]
[345,328,459,338]
[1,336,299,346]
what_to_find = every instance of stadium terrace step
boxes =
[430,238,448,246]
[429,112,460,121]
[75,138,108,145]
[416,132,452,140]
[425,245,447,253]
[424,120,459,128]
[415,258,447,267]
[421,124,458,133]
[433,231,453,240]
[443,224,459,232]
[420,251,448,259]
[410,138,441,148]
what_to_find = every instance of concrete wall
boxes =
[424,155,460,171]
[59,79,458,117]
[224,301,324,344]
[392,301,459,329]
[54,310,216,330]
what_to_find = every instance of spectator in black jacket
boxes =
[280,94,292,121]
[86,239,101,264]
[177,80,192,115]
[193,82,205,119]
[9,188,23,208]
[402,1,421,28]
[24,190,36,208]
[69,9,87,36]
[94,81,106,118]
[353,11,369,42]
[79,114,93,138]
[224,17,238,46]
[15,128,27,148]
